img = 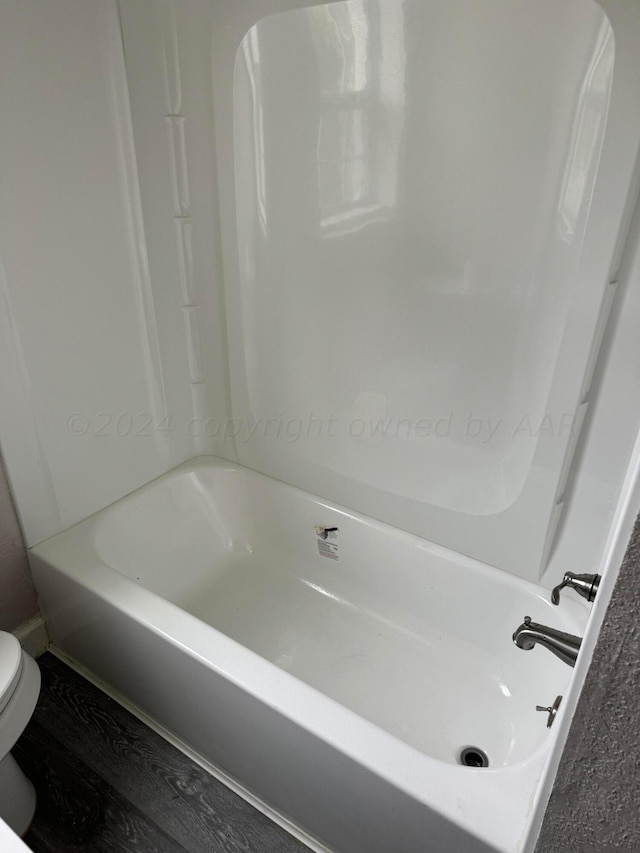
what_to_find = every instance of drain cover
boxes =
[459,746,489,768]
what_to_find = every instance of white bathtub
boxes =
[29,457,586,853]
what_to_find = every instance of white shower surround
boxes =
[1,0,640,851]
[0,0,638,583]
[226,0,618,579]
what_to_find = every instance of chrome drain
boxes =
[459,746,489,768]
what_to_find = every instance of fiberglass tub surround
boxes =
[226,0,618,579]
[30,458,588,853]
[2,0,640,852]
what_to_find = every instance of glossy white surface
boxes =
[0,818,31,853]
[0,634,22,714]
[233,0,608,516]
[0,654,40,836]
[31,457,587,852]
[0,0,638,580]
[0,653,40,760]
[213,0,640,579]
[0,0,227,547]
[93,459,582,765]
[1,1,640,850]
[0,755,36,839]
[540,180,640,594]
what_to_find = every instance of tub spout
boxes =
[512,616,582,667]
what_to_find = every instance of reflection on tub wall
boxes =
[310,0,405,235]
[228,0,616,576]
[1,0,637,586]
[235,0,612,512]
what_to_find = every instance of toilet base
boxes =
[0,752,36,836]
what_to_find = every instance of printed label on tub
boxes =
[315,526,340,560]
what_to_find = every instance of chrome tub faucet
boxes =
[512,616,582,667]
[513,571,600,668]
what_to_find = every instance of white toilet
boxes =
[0,632,40,836]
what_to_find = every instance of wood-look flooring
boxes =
[13,653,312,853]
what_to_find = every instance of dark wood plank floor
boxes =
[13,653,312,853]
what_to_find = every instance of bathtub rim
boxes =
[40,455,589,615]
[29,454,590,853]
[31,543,549,853]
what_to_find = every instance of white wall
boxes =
[0,456,38,631]
[216,0,626,579]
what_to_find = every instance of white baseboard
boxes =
[12,615,49,658]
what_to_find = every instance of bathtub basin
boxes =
[29,457,586,852]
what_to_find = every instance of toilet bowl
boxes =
[0,632,40,836]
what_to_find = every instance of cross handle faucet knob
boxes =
[536,695,563,728]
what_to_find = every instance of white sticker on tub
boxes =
[315,527,339,561]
